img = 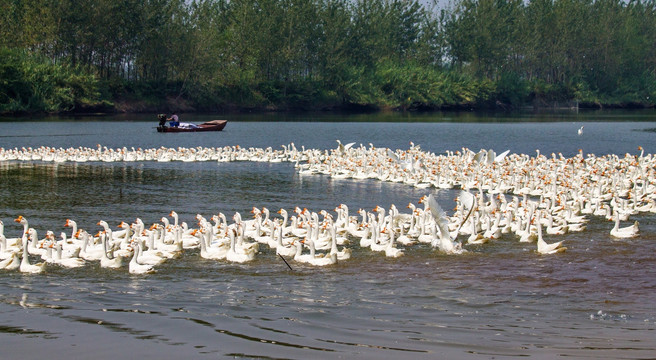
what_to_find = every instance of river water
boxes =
[0,111,655,359]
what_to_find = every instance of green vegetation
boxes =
[0,47,108,113]
[1,0,655,114]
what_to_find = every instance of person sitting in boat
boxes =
[158,114,167,128]
[167,112,180,127]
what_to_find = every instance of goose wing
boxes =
[427,194,451,240]
[494,150,510,163]
[387,148,399,163]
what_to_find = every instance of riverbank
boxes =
[2,86,654,118]
[50,97,656,117]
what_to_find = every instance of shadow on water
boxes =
[0,325,56,338]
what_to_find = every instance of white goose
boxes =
[64,219,79,240]
[395,221,416,246]
[466,215,487,245]
[383,226,404,258]
[327,223,351,260]
[482,211,502,240]
[77,230,103,261]
[297,238,337,266]
[97,220,123,243]
[426,193,467,255]
[0,232,15,260]
[369,225,389,252]
[226,228,255,263]
[160,216,173,234]
[277,208,292,235]
[173,225,200,249]
[291,239,313,264]
[48,242,86,268]
[13,216,30,248]
[213,213,229,233]
[169,210,180,227]
[150,224,183,258]
[609,211,639,238]
[274,225,297,257]
[19,234,46,274]
[55,232,81,258]
[517,205,538,243]
[536,211,567,254]
[234,224,260,254]
[0,250,20,270]
[195,228,228,260]
[133,234,167,266]
[128,242,156,274]
[352,215,371,245]
[27,228,47,258]
[250,214,273,245]
[99,231,123,269]
[545,212,568,235]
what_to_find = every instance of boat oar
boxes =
[278,254,293,271]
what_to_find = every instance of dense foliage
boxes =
[1,0,655,114]
[0,48,107,113]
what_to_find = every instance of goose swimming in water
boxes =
[3,141,656,272]
[19,234,46,274]
[274,225,297,257]
[226,228,256,263]
[128,241,156,274]
[0,250,20,270]
[99,231,123,269]
[383,227,404,258]
[296,238,337,266]
[426,193,468,254]
[535,211,567,254]
[194,228,228,260]
[64,219,78,240]
[45,242,85,268]
[609,211,639,238]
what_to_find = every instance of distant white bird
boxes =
[578,126,584,136]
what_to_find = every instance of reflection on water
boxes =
[0,115,655,358]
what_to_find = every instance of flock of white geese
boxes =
[0,141,653,274]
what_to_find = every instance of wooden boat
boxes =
[157,119,227,133]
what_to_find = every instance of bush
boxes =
[0,47,103,114]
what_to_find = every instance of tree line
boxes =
[1,0,655,114]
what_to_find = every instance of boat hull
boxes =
[157,120,227,133]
